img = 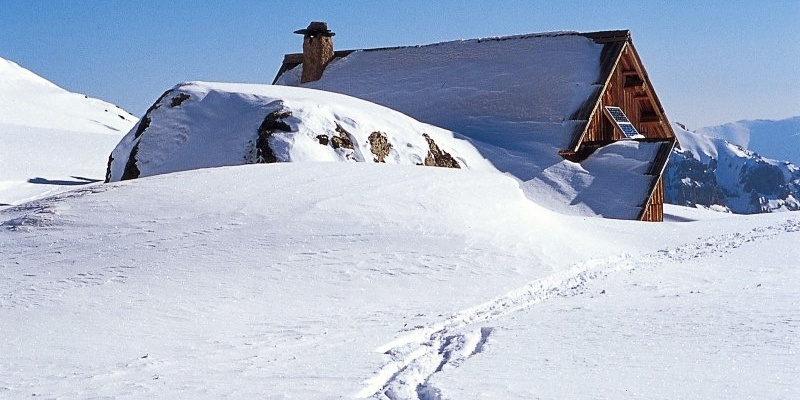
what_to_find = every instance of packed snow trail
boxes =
[360,217,800,399]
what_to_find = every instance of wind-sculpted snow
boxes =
[425,216,800,399]
[105,82,495,182]
[366,219,800,399]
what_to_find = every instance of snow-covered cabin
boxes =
[274,24,677,221]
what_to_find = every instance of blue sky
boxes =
[1,0,798,128]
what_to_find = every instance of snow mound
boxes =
[2,162,798,399]
[106,82,497,182]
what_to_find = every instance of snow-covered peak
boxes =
[0,57,61,91]
[0,55,136,133]
[695,116,800,165]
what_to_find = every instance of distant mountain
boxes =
[665,121,800,214]
[696,116,800,166]
[0,56,137,205]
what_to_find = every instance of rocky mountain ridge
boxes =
[665,121,800,214]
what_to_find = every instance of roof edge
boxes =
[273,29,634,84]
[580,30,631,43]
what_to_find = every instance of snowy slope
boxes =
[2,163,798,399]
[666,123,800,213]
[106,82,495,182]
[0,56,137,205]
[0,57,135,133]
[696,116,800,165]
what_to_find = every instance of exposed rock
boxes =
[422,133,460,168]
[170,93,191,108]
[256,109,293,163]
[114,89,172,182]
[104,154,114,183]
[664,151,725,208]
[740,159,785,196]
[132,90,171,141]
[368,131,391,162]
[120,146,141,181]
[316,135,329,146]
[332,123,354,150]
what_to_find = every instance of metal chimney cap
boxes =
[294,21,335,37]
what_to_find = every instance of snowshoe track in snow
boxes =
[359,218,800,399]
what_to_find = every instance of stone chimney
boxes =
[294,21,335,83]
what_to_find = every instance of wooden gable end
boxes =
[564,39,675,156]
[588,42,675,144]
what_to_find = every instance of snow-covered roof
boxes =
[275,31,626,174]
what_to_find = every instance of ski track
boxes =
[359,218,800,399]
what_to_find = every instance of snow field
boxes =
[2,163,798,399]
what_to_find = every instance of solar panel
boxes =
[607,107,629,123]
[603,106,642,139]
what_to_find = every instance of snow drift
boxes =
[105,82,496,182]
